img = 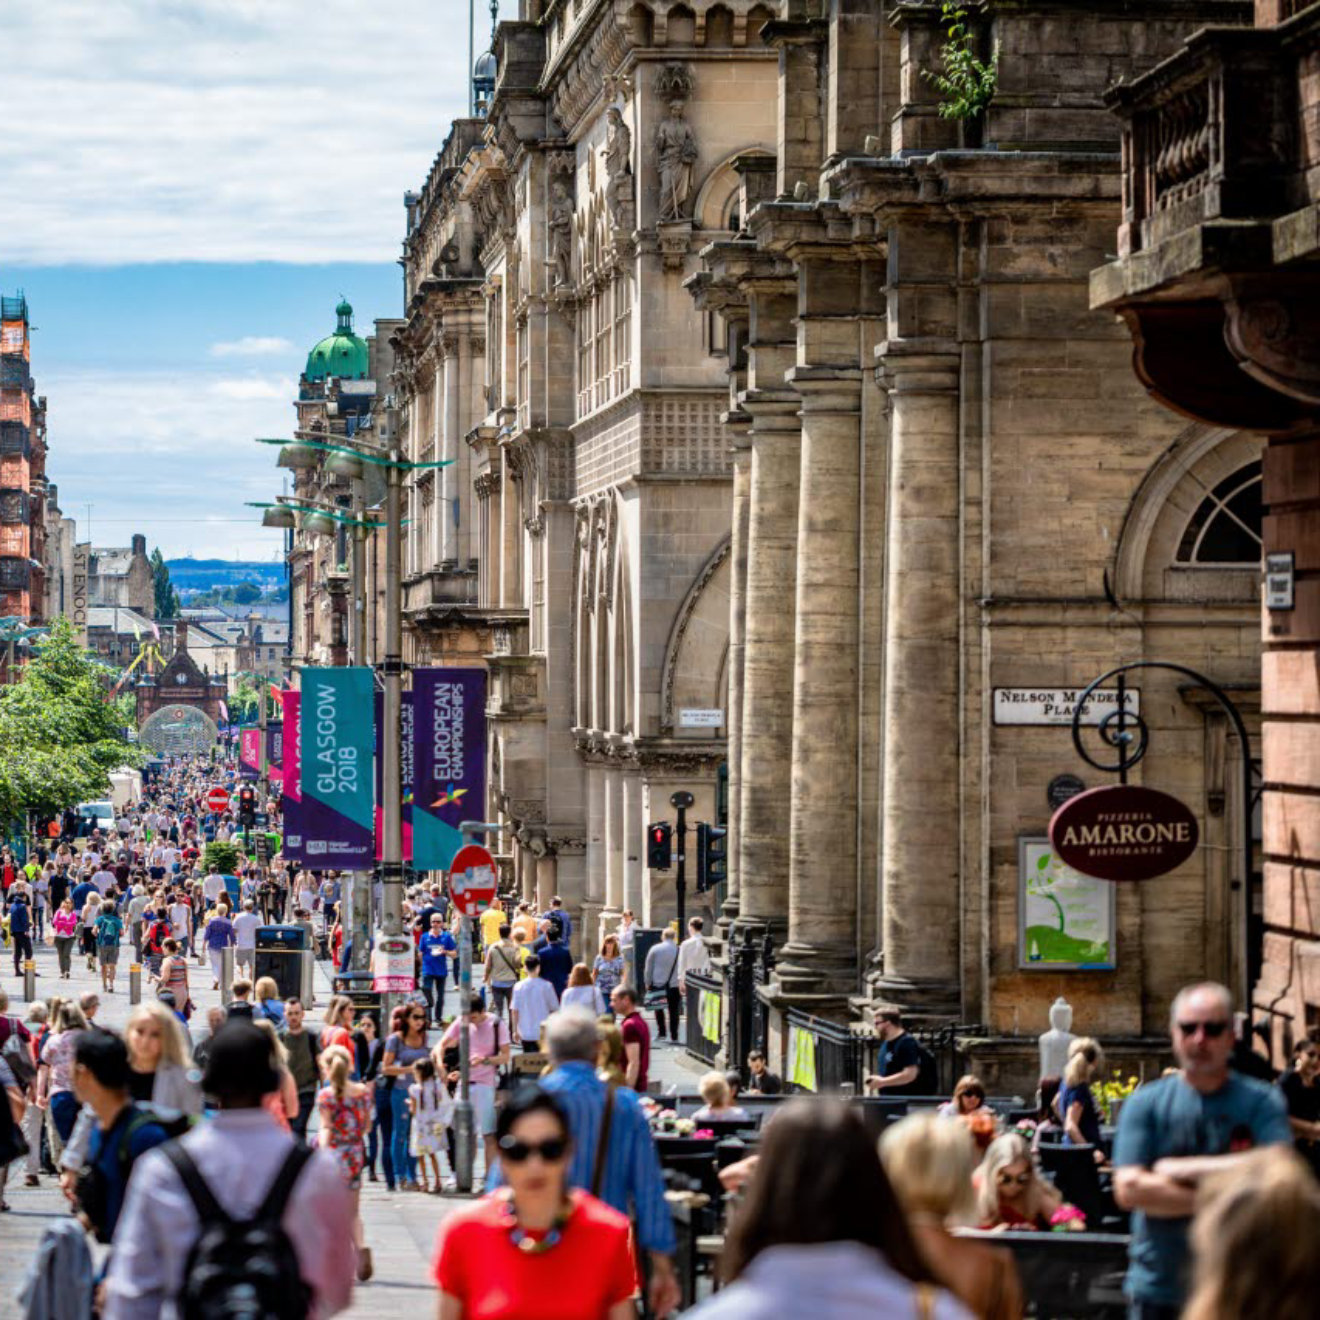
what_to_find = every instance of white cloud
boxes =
[210,337,294,358]
[0,0,508,265]
[40,367,294,559]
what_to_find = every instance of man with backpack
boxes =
[68,1030,171,1246]
[104,1021,355,1319]
[864,1008,938,1097]
[95,902,124,995]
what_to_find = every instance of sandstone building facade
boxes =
[393,0,778,932]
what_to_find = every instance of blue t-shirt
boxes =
[87,1103,170,1241]
[537,941,574,998]
[1060,1081,1102,1147]
[71,881,94,912]
[419,929,457,978]
[1113,1072,1291,1306]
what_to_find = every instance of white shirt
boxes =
[560,983,605,1016]
[83,850,101,870]
[103,1108,355,1320]
[232,911,261,949]
[677,932,712,988]
[169,902,191,935]
[92,869,116,895]
[202,873,225,903]
[688,1241,970,1320]
[511,976,560,1044]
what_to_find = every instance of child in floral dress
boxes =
[408,1056,455,1193]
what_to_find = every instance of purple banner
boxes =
[374,691,413,862]
[239,728,261,781]
[412,668,486,872]
[281,692,304,864]
[298,667,375,870]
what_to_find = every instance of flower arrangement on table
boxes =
[1049,1204,1087,1233]
[1096,1071,1140,1123]
[649,1112,697,1137]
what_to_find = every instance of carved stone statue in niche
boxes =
[547,178,574,288]
[605,106,635,231]
[655,99,698,223]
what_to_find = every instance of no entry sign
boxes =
[207,787,230,812]
[448,843,497,916]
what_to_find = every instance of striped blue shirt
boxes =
[493,1061,677,1254]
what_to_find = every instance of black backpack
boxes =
[912,1041,940,1096]
[165,1142,314,1320]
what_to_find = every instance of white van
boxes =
[109,768,142,813]
[76,800,116,837]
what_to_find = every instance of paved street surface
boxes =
[0,934,704,1317]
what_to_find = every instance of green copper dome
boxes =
[304,299,369,382]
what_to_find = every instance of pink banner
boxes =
[282,690,304,864]
[239,728,261,780]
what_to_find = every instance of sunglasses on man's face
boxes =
[498,1135,568,1164]
[1177,1019,1229,1039]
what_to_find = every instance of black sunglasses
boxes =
[1177,1020,1229,1038]
[498,1135,568,1164]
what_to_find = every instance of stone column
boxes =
[534,849,556,913]
[777,366,864,996]
[735,391,800,937]
[441,340,459,567]
[583,762,606,944]
[603,766,624,924]
[499,447,521,607]
[875,348,962,1011]
[621,766,644,918]
[721,423,752,933]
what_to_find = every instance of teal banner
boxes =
[298,666,374,868]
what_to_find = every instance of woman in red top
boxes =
[433,1088,637,1320]
[975,1132,1062,1231]
[322,994,356,1053]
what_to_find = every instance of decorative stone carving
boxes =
[547,178,575,289]
[605,107,635,234]
[655,98,698,223]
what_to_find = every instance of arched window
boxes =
[1175,460,1262,566]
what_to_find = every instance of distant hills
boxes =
[166,558,287,592]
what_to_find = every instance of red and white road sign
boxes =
[206,786,230,812]
[448,844,497,917]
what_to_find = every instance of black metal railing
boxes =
[684,971,722,1066]
[724,924,774,1082]
[784,1008,863,1094]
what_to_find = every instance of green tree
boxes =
[203,840,241,875]
[150,547,181,620]
[0,617,143,825]
[231,581,261,605]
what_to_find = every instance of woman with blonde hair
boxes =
[975,1132,1062,1231]
[693,1070,749,1122]
[125,1000,202,1116]
[1184,1145,1320,1320]
[1059,1036,1105,1155]
[321,995,356,1053]
[597,1018,627,1086]
[317,1043,375,1282]
[251,1017,300,1133]
[881,1113,1024,1318]
[253,975,286,1026]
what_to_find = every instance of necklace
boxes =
[503,1193,573,1254]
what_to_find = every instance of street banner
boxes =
[299,666,374,869]
[281,690,304,865]
[374,690,414,861]
[239,729,261,781]
[265,719,283,790]
[412,668,487,873]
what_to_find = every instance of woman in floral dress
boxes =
[318,1043,376,1282]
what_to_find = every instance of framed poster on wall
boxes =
[1018,836,1116,971]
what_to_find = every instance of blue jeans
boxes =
[389,1081,415,1184]
[50,1090,80,1144]
[370,1078,395,1188]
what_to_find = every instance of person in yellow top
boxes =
[478,900,506,950]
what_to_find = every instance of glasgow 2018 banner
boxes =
[299,667,374,869]
[281,691,304,865]
[413,668,487,872]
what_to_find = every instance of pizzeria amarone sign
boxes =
[1048,784,1199,882]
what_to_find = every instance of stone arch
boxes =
[1113,422,1264,604]
[139,703,219,757]
[693,149,771,231]
[705,4,735,46]
[665,4,696,45]
[660,536,731,733]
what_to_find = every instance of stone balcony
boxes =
[1091,3,1320,430]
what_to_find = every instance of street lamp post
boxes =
[349,504,372,976]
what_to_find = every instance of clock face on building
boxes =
[175,672,188,685]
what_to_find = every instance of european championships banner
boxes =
[239,729,261,781]
[374,690,414,862]
[281,691,304,865]
[299,667,374,869]
[413,668,487,873]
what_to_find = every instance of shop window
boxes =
[1175,461,1262,566]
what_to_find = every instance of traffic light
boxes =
[647,821,672,870]
[238,785,257,828]
[696,822,728,891]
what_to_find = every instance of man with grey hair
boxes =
[1113,981,1291,1317]
[501,1010,679,1317]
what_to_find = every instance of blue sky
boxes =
[0,0,506,560]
